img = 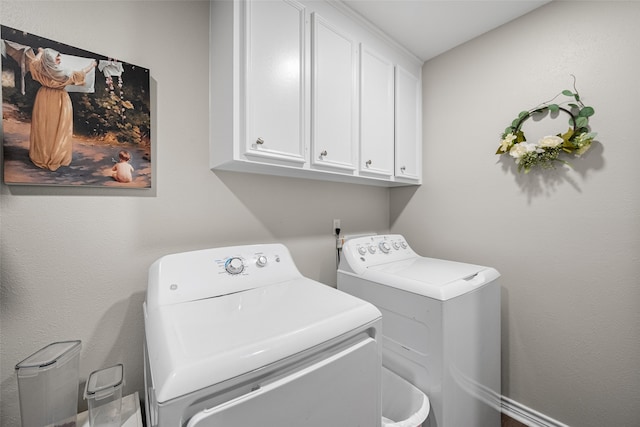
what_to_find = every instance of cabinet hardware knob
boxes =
[366,160,372,167]
[256,137,264,145]
[320,150,327,157]
[400,166,406,172]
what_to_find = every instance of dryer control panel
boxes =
[339,234,418,275]
[146,244,302,309]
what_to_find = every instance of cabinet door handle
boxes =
[400,166,406,173]
[256,137,265,145]
[365,160,372,167]
[320,150,328,157]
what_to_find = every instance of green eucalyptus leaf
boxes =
[562,90,574,96]
[576,116,588,128]
[549,104,559,113]
[518,110,529,118]
[579,106,595,117]
[568,103,579,109]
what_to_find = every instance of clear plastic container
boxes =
[84,364,124,427]
[381,367,430,427]
[15,340,82,427]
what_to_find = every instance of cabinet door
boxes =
[359,45,394,177]
[244,0,307,166]
[311,13,357,172]
[395,66,421,181]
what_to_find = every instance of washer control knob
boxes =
[392,241,400,250]
[400,241,407,249]
[367,246,377,254]
[224,257,244,275]
[379,242,391,253]
[357,247,367,256]
[256,255,268,267]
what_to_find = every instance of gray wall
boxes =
[391,2,640,426]
[0,1,389,424]
[2,1,640,427]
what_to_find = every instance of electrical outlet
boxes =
[333,219,341,233]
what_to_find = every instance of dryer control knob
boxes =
[367,246,377,254]
[225,257,245,275]
[379,242,391,253]
[392,241,400,250]
[400,241,408,249]
[357,247,367,256]
[256,255,268,267]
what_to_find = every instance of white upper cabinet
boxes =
[210,0,422,186]
[244,0,307,165]
[395,66,422,182]
[311,13,357,172]
[359,44,394,178]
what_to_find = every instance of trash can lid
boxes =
[15,340,81,371]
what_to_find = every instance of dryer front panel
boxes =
[185,337,381,427]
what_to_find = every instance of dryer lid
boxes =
[144,278,381,403]
[363,257,500,300]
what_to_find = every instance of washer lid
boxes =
[364,257,500,301]
[144,278,381,403]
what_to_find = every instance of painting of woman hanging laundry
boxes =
[1,25,151,187]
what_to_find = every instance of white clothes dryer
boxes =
[337,234,501,427]
[144,243,382,427]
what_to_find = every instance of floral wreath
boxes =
[496,77,597,173]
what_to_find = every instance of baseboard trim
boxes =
[501,396,569,427]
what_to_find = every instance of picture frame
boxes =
[1,25,151,188]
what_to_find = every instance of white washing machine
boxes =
[144,243,382,427]
[337,234,501,427]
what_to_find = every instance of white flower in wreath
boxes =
[509,141,541,162]
[538,135,563,148]
[500,133,517,152]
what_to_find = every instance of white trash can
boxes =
[381,367,430,427]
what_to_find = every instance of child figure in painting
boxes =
[112,150,134,183]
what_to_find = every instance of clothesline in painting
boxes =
[1,39,124,95]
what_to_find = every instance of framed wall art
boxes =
[1,25,151,187]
